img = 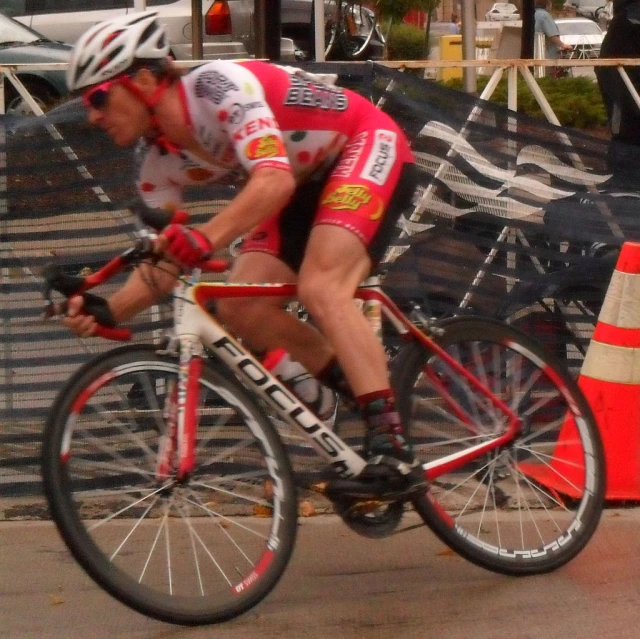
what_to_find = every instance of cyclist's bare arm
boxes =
[62,167,295,337]
[156,167,296,254]
[62,259,179,337]
[549,35,572,50]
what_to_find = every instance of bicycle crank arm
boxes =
[295,468,406,497]
[325,476,422,500]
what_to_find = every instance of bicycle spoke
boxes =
[86,484,171,532]
[190,478,272,507]
[109,498,159,561]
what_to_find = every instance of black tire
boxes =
[42,345,298,625]
[393,317,605,576]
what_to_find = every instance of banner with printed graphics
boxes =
[3,62,640,500]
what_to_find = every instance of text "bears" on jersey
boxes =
[284,73,348,111]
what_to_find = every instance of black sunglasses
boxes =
[82,78,121,110]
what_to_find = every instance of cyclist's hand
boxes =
[61,294,117,338]
[62,295,99,338]
[159,224,213,268]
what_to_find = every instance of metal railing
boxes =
[3,57,640,121]
[381,57,640,124]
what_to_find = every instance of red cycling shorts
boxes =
[240,118,417,271]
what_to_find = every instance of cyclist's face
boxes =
[85,80,151,146]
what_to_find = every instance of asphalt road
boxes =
[2,509,640,639]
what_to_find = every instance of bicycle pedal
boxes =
[294,469,335,492]
[347,499,387,515]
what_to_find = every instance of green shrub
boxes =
[386,23,427,60]
[440,75,608,130]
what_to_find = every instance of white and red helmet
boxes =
[67,12,170,91]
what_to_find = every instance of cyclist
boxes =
[62,12,422,490]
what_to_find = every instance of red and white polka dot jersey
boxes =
[136,60,414,212]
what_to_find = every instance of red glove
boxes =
[163,224,213,268]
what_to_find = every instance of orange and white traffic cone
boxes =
[577,241,640,499]
[521,242,640,500]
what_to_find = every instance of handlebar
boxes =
[43,204,230,341]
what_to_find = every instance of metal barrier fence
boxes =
[3,58,640,506]
[3,56,640,118]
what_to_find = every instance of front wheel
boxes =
[42,345,298,625]
[393,317,605,576]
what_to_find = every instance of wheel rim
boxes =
[6,93,48,116]
[324,0,340,56]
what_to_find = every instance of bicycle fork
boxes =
[154,336,203,483]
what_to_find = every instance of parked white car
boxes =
[485,3,520,21]
[4,1,379,63]
[4,0,257,61]
[555,17,605,58]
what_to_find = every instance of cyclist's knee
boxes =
[298,274,350,321]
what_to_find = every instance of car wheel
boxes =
[4,78,58,116]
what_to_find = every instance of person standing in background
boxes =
[447,13,461,34]
[534,0,573,61]
[596,0,640,146]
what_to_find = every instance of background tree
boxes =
[370,0,442,56]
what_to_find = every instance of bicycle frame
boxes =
[169,270,523,484]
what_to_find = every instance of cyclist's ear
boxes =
[130,67,159,94]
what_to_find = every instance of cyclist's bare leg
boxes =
[216,251,335,373]
[298,224,423,476]
[297,224,389,397]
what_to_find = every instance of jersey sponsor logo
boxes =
[360,130,397,186]
[332,131,368,178]
[245,135,287,160]
[283,73,348,111]
[233,117,279,142]
[321,184,384,220]
[225,100,265,126]
[194,70,239,105]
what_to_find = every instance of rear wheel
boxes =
[42,345,298,625]
[393,317,605,575]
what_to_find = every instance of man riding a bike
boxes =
[62,12,421,489]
